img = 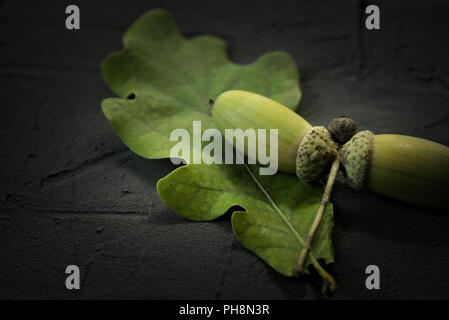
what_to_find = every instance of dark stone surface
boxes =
[0,0,448,299]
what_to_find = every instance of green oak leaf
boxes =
[101,9,335,286]
[157,163,334,282]
[101,9,300,161]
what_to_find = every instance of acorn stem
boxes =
[295,149,340,275]
[311,258,337,294]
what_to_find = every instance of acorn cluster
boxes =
[213,90,449,210]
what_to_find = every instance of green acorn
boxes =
[212,90,337,181]
[341,131,449,209]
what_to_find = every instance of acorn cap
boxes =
[340,130,375,190]
[296,126,337,182]
[328,117,357,144]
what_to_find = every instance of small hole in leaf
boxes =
[127,93,136,100]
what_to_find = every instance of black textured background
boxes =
[1,0,449,299]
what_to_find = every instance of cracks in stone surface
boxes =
[408,66,449,92]
[357,0,367,72]
[79,253,99,297]
[413,113,449,136]
[34,209,148,217]
[120,174,132,197]
[214,232,235,300]
[252,20,312,35]
[39,147,130,188]
[1,61,102,77]
[313,34,349,43]
[422,113,449,130]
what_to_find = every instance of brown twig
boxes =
[295,150,341,275]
